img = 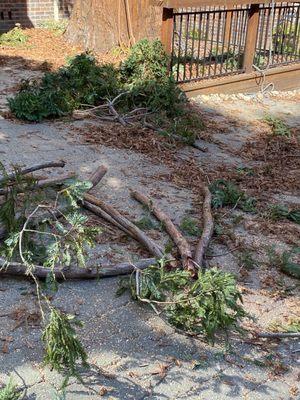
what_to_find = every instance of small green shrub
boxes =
[120,39,169,84]
[267,246,300,279]
[135,216,158,230]
[264,116,291,138]
[264,204,300,224]
[0,24,28,46]
[180,216,201,236]
[0,379,22,400]
[238,250,259,270]
[38,19,68,35]
[210,179,256,212]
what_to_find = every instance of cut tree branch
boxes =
[88,165,108,189]
[0,172,76,196]
[130,190,195,273]
[0,160,66,185]
[0,258,156,280]
[83,193,163,259]
[194,186,214,268]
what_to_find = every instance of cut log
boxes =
[194,186,214,268]
[131,190,195,273]
[0,160,66,186]
[83,193,163,259]
[88,165,108,189]
[0,258,156,280]
[82,201,132,237]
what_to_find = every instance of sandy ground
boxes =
[0,57,299,399]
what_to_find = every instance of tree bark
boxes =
[65,0,162,52]
[0,258,156,280]
[83,193,163,258]
[194,186,214,268]
[131,190,195,273]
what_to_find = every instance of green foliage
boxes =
[135,216,158,230]
[210,179,256,212]
[267,246,300,279]
[170,113,203,144]
[0,164,100,271]
[0,379,22,400]
[238,250,259,270]
[0,25,28,46]
[38,19,68,35]
[9,40,185,122]
[120,39,169,84]
[264,115,291,138]
[9,53,119,122]
[42,308,88,384]
[167,269,246,342]
[180,216,201,237]
[273,20,300,55]
[127,261,246,343]
[264,204,300,224]
[269,317,300,333]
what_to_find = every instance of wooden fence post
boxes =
[161,7,174,55]
[243,4,260,73]
[224,5,233,46]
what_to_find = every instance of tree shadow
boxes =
[0,2,33,33]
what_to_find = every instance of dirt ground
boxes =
[0,29,299,400]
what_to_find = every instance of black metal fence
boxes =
[171,2,300,83]
[256,3,300,69]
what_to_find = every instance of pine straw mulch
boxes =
[0,28,124,71]
[73,117,300,199]
[70,120,208,196]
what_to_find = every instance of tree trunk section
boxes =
[65,0,162,52]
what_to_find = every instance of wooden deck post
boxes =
[243,4,260,73]
[161,7,174,55]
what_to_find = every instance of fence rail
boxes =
[161,2,300,83]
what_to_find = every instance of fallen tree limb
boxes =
[130,190,194,273]
[83,193,163,259]
[0,258,156,280]
[82,201,132,237]
[0,172,76,196]
[257,332,300,339]
[88,165,108,189]
[194,186,214,268]
[0,160,66,185]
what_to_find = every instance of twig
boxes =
[192,142,208,152]
[0,160,66,185]
[257,332,300,339]
[194,186,214,268]
[131,190,195,273]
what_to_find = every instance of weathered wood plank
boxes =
[180,63,300,95]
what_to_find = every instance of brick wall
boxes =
[0,0,74,32]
